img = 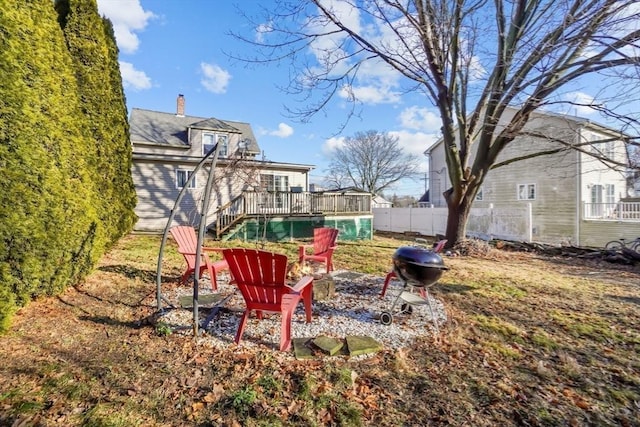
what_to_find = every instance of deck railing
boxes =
[243,191,372,215]
[583,201,640,221]
[212,191,372,236]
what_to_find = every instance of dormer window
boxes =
[203,133,228,157]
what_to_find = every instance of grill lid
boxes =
[392,246,448,287]
[392,246,448,269]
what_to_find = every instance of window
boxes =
[260,174,289,192]
[604,141,615,160]
[605,184,615,204]
[590,134,604,154]
[203,133,228,157]
[176,169,196,189]
[590,134,615,159]
[260,174,289,208]
[517,184,536,200]
[475,188,483,201]
[590,184,603,217]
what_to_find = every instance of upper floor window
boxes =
[176,169,196,189]
[517,183,536,200]
[590,134,615,160]
[203,133,228,158]
[604,141,615,160]
[475,188,483,201]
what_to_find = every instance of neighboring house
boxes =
[417,190,430,207]
[323,186,391,207]
[372,194,392,208]
[129,95,314,232]
[425,108,632,245]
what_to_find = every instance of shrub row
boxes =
[0,0,137,331]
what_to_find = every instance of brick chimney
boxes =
[176,94,185,116]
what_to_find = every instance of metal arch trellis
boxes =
[155,142,221,337]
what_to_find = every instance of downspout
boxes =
[576,127,582,246]
[424,152,432,202]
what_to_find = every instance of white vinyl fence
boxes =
[373,204,532,242]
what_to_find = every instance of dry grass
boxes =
[0,233,639,426]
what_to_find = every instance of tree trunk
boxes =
[444,194,472,248]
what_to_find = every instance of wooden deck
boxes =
[213,191,372,237]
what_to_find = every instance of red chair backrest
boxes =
[223,248,288,305]
[313,227,339,255]
[433,239,448,253]
[170,226,200,264]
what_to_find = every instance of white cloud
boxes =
[97,0,155,54]
[257,123,295,138]
[255,22,273,43]
[119,61,152,90]
[389,130,438,159]
[320,131,434,171]
[309,0,361,56]
[399,106,441,131]
[564,92,601,115]
[339,84,401,104]
[200,63,231,94]
[322,136,346,154]
[268,123,294,138]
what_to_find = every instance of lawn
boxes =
[0,233,639,426]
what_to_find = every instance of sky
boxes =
[96,0,437,197]
[95,0,637,197]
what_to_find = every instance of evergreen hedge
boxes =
[0,0,136,332]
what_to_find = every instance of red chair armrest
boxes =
[287,275,314,293]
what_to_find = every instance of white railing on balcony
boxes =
[583,201,640,221]
[242,191,372,215]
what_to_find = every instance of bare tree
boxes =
[231,0,640,246]
[326,130,420,193]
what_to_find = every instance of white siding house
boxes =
[425,109,630,245]
[130,95,314,232]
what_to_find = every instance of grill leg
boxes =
[388,282,409,312]
[423,288,439,333]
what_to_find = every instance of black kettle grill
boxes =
[380,246,448,329]
[392,246,448,287]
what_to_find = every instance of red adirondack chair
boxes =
[169,226,229,291]
[298,227,339,273]
[380,239,448,298]
[223,248,314,351]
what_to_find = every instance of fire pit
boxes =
[380,246,448,330]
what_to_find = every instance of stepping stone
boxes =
[178,293,223,308]
[293,338,315,360]
[312,336,344,356]
[346,335,382,357]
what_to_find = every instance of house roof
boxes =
[129,108,261,153]
[372,194,392,205]
[326,186,369,193]
[423,107,632,155]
